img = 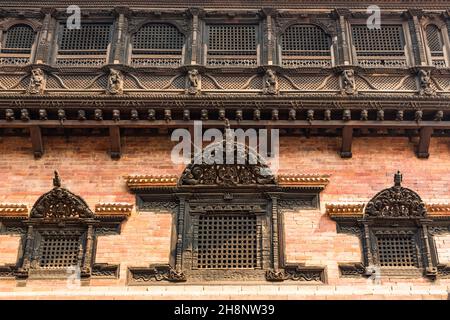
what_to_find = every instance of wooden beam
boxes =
[109,126,121,160]
[340,126,353,158]
[1,120,449,129]
[29,126,43,159]
[416,127,433,159]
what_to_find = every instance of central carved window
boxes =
[280,24,332,68]
[131,23,185,67]
[205,24,258,67]
[195,214,258,269]
[351,25,407,68]
[55,23,112,67]
[0,24,36,66]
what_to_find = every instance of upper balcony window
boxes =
[351,25,407,68]
[0,24,36,66]
[55,23,112,67]
[131,23,185,67]
[425,24,447,68]
[280,24,332,68]
[205,24,258,67]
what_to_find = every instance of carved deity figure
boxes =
[288,109,296,121]
[418,69,435,96]
[187,69,200,95]
[253,109,261,121]
[263,69,279,95]
[39,109,48,120]
[360,109,368,121]
[218,109,226,121]
[107,69,124,95]
[183,109,190,121]
[28,68,46,95]
[341,69,356,95]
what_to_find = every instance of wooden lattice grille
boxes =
[196,215,258,269]
[352,25,407,67]
[39,235,81,269]
[376,233,418,268]
[206,25,258,67]
[281,24,331,56]
[131,23,184,67]
[2,24,35,53]
[56,23,112,66]
[426,25,444,55]
[281,24,332,67]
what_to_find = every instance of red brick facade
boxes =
[0,136,449,299]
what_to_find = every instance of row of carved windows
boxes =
[1,20,449,68]
[1,153,449,282]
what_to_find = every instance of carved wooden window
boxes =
[425,25,447,68]
[0,24,35,66]
[332,172,450,280]
[351,25,407,68]
[280,24,332,68]
[195,214,258,269]
[127,139,326,284]
[205,24,258,67]
[0,172,128,281]
[131,23,185,67]
[55,23,112,67]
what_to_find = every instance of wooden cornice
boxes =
[327,202,450,219]
[126,175,178,191]
[2,0,450,10]
[426,204,450,218]
[277,174,330,189]
[94,203,133,219]
[0,204,28,220]
[326,203,365,218]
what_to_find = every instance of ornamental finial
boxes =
[394,171,402,187]
[53,170,61,188]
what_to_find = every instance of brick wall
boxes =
[0,135,449,299]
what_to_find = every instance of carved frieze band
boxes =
[265,265,326,283]
[128,265,187,284]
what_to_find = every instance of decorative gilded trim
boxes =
[0,204,28,219]
[277,174,330,188]
[126,175,178,190]
[94,203,133,217]
[326,203,365,218]
[426,203,450,217]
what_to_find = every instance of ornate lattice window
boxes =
[331,172,450,280]
[127,137,326,284]
[0,24,35,66]
[131,23,184,67]
[196,215,258,269]
[205,24,258,67]
[425,25,447,68]
[351,25,407,68]
[281,24,332,68]
[56,23,112,67]
[0,172,128,281]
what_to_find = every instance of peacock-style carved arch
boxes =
[365,171,427,219]
[30,171,94,220]
[179,135,276,187]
